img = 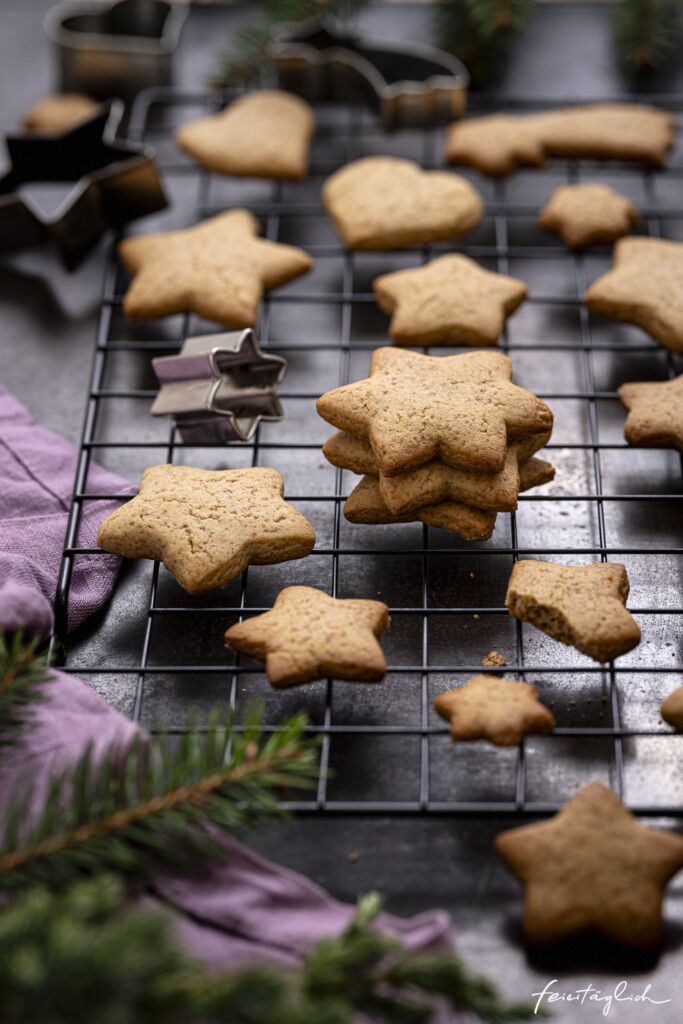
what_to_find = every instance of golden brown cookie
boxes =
[118,210,312,327]
[661,688,683,731]
[505,560,641,662]
[539,184,640,249]
[324,432,552,514]
[584,238,683,354]
[434,675,554,746]
[344,475,497,540]
[373,254,528,346]
[322,156,484,250]
[97,465,315,594]
[22,93,99,135]
[224,585,390,688]
[175,90,315,180]
[316,348,554,477]
[495,781,683,947]
[517,456,556,492]
[618,374,683,453]
[445,104,674,176]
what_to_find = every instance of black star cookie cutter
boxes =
[0,99,168,270]
[151,330,287,444]
[269,16,469,130]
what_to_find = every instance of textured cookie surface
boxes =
[322,157,484,250]
[495,781,683,947]
[224,585,390,688]
[97,465,315,594]
[445,104,674,176]
[176,90,314,180]
[324,431,551,514]
[539,184,640,249]
[619,374,683,453]
[317,348,553,477]
[584,238,683,354]
[344,475,497,540]
[118,210,312,327]
[373,254,528,346]
[22,93,99,135]
[434,674,555,746]
[505,560,641,662]
[661,688,683,732]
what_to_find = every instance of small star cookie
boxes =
[344,474,497,540]
[584,237,683,354]
[434,675,554,746]
[505,560,641,662]
[118,210,313,327]
[322,156,484,250]
[539,184,640,249]
[176,90,314,180]
[445,104,674,176]
[224,585,390,688]
[22,93,99,135]
[618,374,683,453]
[97,465,315,594]
[316,348,554,477]
[323,431,552,514]
[373,255,528,347]
[495,781,683,947]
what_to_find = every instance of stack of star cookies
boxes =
[316,349,555,541]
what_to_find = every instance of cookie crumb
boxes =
[349,851,359,863]
[482,650,507,667]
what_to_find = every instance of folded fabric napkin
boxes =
[0,385,133,637]
[0,671,463,1023]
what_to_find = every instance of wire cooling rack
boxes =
[50,89,683,820]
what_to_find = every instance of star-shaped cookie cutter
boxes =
[151,330,287,444]
[269,17,469,130]
[0,100,168,269]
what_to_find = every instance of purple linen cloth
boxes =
[1,671,465,1022]
[0,385,133,636]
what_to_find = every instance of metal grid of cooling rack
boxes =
[50,88,683,820]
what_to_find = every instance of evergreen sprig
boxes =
[1,876,541,1024]
[209,0,366,87]
[0,708,319,890]
[612,0,680,73]
[435,0,533,85]
[0,631,53,757]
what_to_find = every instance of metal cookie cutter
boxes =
[44,0,188,105]
[151,330,287,444]
[269,17,469,130]
[0,100,167,270]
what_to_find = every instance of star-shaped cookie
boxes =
[495,781,683,947]
[118,210,313,328]
[445,105,674,176]
[505,560,641,662]
[316,348,554,476]
[97,465,315,594]
[584,238,683,354]
[539,184,640,249]
[434,675,555,746]
[176,90,314,180]
[661,687,683,732]
[322,156,484,250]
[373,255,528,347]
[224,585,390,688]
[618,374,683,453]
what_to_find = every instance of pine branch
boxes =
[209,0,368,88]
[435,0,533,85]
[0,631,53,758]
[0,708,319,890]
[1,878,541,1023]
[613,0,680,73]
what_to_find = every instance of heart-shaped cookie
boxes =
[322,156,484,250]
